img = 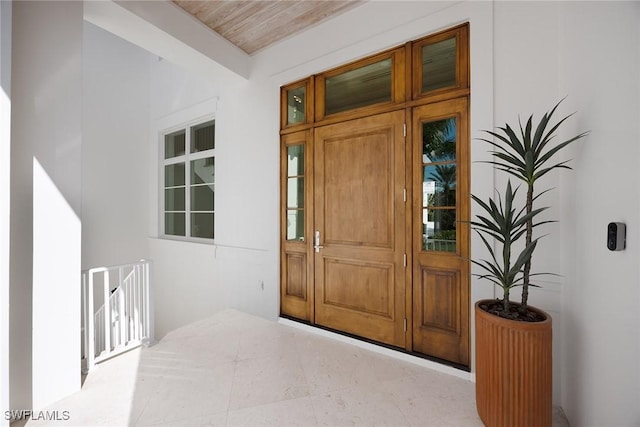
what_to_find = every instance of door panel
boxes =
[323,131,391,248]
[314,111,406,347]
[323,258,394,317]
[412,98,469,366]
[285,253,307,300]
[419,268,459,333]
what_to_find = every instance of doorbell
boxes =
[607,222,626,251]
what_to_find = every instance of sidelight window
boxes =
[286,144,305,241]
[421,118,457,252]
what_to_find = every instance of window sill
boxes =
[158,235,216,246]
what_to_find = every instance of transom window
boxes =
[162,119,215,240]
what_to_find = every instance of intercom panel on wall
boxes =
[607,222,626,251]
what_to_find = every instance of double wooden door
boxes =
[281,101,469,366]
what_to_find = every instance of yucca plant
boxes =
[477,99,588,313]
[471,181,547,315]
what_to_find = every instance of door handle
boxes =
[314,231,324,253]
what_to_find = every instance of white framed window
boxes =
[161,118,215,241]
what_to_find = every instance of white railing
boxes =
[81,260,153,373]
[424,237,457,252]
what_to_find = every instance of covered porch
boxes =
[20,309,569,426]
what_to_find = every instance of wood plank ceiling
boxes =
[173,0,363,55]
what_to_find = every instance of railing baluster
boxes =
[87,271,95,372]
[81,272,86,361]
[117,267,122,348]
[118,284,125,348]
[141,263,145,338]
[103,270,111,354]
[133,265,139,341]
[144,261,151,342]
[126,272,131,341]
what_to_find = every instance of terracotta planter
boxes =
[475,300,552,427]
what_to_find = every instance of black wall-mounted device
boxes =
[607,222,626,251]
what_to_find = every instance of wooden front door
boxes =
[313,111,407,348]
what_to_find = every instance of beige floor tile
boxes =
[23,309,571,427]
[311,383,410,426]
[228,352,309,411]
[226,396,317,427]
[379,370,482,426]
[134,361,235,426]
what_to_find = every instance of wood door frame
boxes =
[280,130,315,321]
[280,23,471,367]
[411,98,470,366]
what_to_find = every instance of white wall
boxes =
[147,57,280,337]
[557,2,640,425]
[491,3,640,421]
[82,22,151,269]
[10,0,82,411]
[146,63,222,337]
[0,1,11,424]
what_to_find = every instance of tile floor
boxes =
[22,309,569,426]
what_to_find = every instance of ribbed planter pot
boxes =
[475,300,552,427]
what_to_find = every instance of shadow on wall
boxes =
[31,158,82,410]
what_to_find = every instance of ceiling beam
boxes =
[84,0,251,83]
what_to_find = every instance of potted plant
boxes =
[472,99,588,426]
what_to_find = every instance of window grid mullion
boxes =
[188,149,215,161]
[185,129,192,238]
[164,155,187,166]
[164,184,185,190]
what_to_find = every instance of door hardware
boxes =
[314,231,324,253]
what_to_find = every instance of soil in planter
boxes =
[479,300,546,322]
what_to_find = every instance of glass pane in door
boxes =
[423,164,456,207]
[287,209,304,241]
[287,86,306,125]
[286,144,305,241]
[287,178,304,208]
[422,118,456,162]
[422,208,456,252]
[287,145,304,176]
[421,117,458,253]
